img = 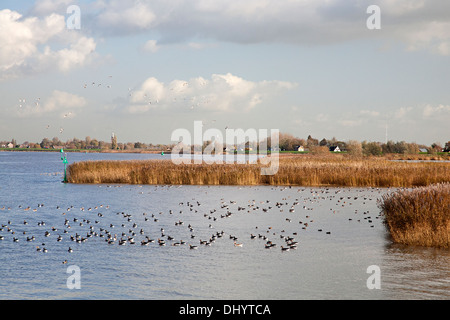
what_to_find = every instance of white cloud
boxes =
[142,40,160,53]
[85,0,450,56]
[315,113,330,122]
[31,0,73,16]
[96,0,156,33]
[124,73,297,114]
[399,21,450,55]
[423,104,450,117]
[379,0,426,16]
[0,9,98,80]
[394,106,413,119]
[39,36,97,72]
[13,0,450,59]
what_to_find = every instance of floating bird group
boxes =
[0,186,383,266]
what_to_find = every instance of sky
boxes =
[0,0,449,146]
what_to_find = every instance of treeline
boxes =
[0,137,172,151]
[274,133,449,155]
[1,133,449,155]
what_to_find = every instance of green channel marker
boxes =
[60,148,68,183]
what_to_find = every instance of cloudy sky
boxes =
[1,0,449,145]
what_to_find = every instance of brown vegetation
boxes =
[378,183,450,248]
[67,154,450,187]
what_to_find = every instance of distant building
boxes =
[7,143,14,148]
[329,146,340,152]
[419,148,428,153]
[297,146,305,152]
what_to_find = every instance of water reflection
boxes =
[382,243,450,299]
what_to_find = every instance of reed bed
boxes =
[378,183,450,248]
[67,155,450,187]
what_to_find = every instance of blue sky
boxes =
[1,0,449,145]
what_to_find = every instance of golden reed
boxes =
[378,183,450,248]
[67,154,450,187]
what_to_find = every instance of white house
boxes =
[297,146,305,152]
[329,146,340,152]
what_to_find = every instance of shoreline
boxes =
[1,148,449,160]
[0,148,165,154]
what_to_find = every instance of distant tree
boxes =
[124,142,134,150]
[346,140,363,157]
[90,139,99,148]
[306,135,319,149]
[278,133,304,151]
[405,142,419,154]
[98,141,109,149]
[134,142,145,149]
[40,138,51,149]
[362,141,382,156]
[382,140,395,154]
[52,137,62,147]
[445,141,450,152]
[328,137,337,146]
[28,142,38,148]
[336,141,347,151]
[392,141,409,154]
[430,142,443,154]
[319,138,328,146]
[111,133,118,150]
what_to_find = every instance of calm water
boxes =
[0,151,448,300]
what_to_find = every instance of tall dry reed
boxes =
[67,155,450,187]
[378,183,450,248]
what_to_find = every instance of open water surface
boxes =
[0,151,448,299]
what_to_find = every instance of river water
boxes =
[0,151,448,300]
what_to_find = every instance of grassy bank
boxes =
[67,154,450,187]
[378,183,450,248]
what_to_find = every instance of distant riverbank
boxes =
[2,147,449,160]
[0,148,165,154]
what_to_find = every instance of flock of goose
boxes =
[0,186,383,265]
